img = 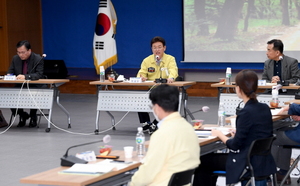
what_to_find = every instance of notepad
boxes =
[60,163,115,175]
[271,108,287,115]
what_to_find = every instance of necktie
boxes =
[23,61,28,74]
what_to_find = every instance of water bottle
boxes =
[225,67,231,85]
[136,127,145,157]
[218,102,226,127]
[100,66,105,82]
[270,86,279,108]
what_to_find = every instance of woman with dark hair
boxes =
[193,70,276,186]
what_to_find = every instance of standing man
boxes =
[137,36,178,134]
[130,84,200,185]
[262,39,300,85]
[7,40,44,128]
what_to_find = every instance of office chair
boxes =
[242,134,277,186]
[168,168,196,186]
[213,134,277,186]
[279,145,300,186]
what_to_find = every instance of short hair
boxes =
[235,70,258,101]
[267,39,283,54]
[149,84,179,112]
[16,40,31,50]
[150,36,166,47]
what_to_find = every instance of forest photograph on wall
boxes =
[184,0,300,62]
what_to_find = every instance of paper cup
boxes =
[230,118,236,128]
[124,146,134,158]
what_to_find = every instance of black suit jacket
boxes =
[262,55,300,84]
[7,52,44,80]
[225,99,276,184]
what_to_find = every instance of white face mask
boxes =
[152,105,160,122]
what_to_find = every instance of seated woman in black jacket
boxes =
[193,70,276,186]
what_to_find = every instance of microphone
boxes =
[60,135,111,167]
[156,55,159,62]
[191,106,210,114]
[236,101,243,115]
[28,54,46,79]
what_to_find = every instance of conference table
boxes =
[0,79,71,132]
[20,133,229,186]
[20,119,292,186]
[89,80,196,134]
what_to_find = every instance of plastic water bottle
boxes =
[136,127,145,157]
[270,86,279,108]
[100,66,105,82]
[218,102,226,127]
[226,67,231,85]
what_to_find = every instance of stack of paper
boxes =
[60,162,115,175]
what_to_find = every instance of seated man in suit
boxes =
[262,39,300,93]
[7,40,44,128]
[130,84,200,185]
[136,36,178,134]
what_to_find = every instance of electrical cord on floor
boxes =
[1,82,158,135]
[0,80,28,134]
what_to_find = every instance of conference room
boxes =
[1,0,300,185]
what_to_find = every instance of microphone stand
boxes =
[155,61,167,83]
[60,135,111,166]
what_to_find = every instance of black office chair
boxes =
[213,134,277,186]
[242,134,277,186]
[168,168,196,186]
[279,145,300,186]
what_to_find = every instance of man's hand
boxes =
[167,78,174,83]
[16,74,25,80]
[271,76,280,83]
[140,75,147,82]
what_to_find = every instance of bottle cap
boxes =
[137,127,142,132]
[226,67,231,74]
[100,66,105,72]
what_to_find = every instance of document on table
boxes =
[271,108,287,115]
[59,163,115,175]
[59,159,136,175]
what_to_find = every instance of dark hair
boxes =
[149,84,179,112]
[150,36,166,47]
[16,40,31,50]
[235,70,258,101]
[267,39,283,54]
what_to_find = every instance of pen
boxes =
[111,160,133,164]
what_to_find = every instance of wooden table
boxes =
[211,83,300,100]
[0,79,70,132]
[20,150,142,186]
[89,80,196,134]
[21,132,231,186]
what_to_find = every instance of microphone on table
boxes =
[60,134,111,167]
[155,56,167,83]
[191,106,210,114]
[28,54,46,80]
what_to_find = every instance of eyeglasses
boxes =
[148,104,154,109]
[152,47,163,51]
[17,51,28,55]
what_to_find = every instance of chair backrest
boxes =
[168,168,195,186]
[246,134,276,176]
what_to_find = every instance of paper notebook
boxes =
[60,163,115,175]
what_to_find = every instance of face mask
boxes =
[152,106,160,122]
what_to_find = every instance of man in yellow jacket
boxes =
[130,84,200,186]
[137,36,178,134]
